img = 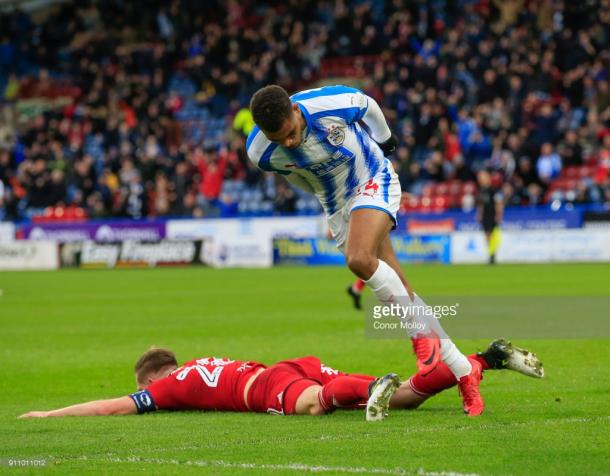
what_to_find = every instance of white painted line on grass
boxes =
[74,455,481,476]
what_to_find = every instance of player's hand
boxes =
[18,411,49,418]
[378,134,398,157]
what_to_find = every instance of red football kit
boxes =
[127,352,493,416]
[128,356,377,415]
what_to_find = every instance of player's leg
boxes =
[390,356,483,411]
[488,226,501,264]
[341,167,478,414]
[287,377,371,415]
[289,382,326,416]
[344,207,393,280]
[345,205,448,380]
[390,340,544,411]
[374,234,446,371]
[346,208,420,308]
[288,373,398,421]
[375,234,413,294]
[280,358,376,416]
[375,233,486,415]
[317,360,400,421]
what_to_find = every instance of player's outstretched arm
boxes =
[19,396,137,418]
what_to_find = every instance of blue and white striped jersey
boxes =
[246,85,394,216]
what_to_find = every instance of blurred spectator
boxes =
[558,130,584,167]
[275,182,297,213]
[537,143,563,183]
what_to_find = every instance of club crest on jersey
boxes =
[326,126,346,146]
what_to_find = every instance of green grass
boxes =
[1,264,609,475]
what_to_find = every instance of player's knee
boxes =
[346,251,376,278]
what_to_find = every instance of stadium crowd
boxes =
[0,0,609,221]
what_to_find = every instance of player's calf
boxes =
[293,385,326,416]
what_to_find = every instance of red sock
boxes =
[352,278,365,293]
[409,354,486,396]
[470,353,491,370]
[318,376,370,410]
[409,360,456,396]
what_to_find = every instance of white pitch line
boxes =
[72,455,481,476]
[47,417,610,475]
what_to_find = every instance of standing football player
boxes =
[476,170,503,264]
[246,85,484,415]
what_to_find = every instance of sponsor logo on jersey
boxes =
[357,179,379,198]
[305,150,353,177]
[326,126,346,146]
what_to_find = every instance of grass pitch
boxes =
[1,264,609,475]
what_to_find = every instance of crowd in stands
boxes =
[0,0,609,221]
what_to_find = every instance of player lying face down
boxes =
[19,340,543,420]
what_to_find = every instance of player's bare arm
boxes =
[20,396,137,418]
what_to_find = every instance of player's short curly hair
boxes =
[250,85,292,133]
[134,347,178,385]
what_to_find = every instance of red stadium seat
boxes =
[561,166,579,178]
[435,183,449,195]
[432,196,449,212]
[462,181,477,195]
[448,180,461,196]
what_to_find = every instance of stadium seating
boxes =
[1,0,609,221]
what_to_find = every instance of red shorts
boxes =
[247,356,372,415]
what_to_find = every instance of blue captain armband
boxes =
[129,390,157,414]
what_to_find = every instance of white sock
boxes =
[440,339,472,379]
[366,260,472,379]
[365,259,405,303]
[365,260,427,338]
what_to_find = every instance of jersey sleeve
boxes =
[246,126,289,175]
[360,95,392,143]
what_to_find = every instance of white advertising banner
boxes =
[207,236,273,268]
[0,241,59,270]
[0,222,15,242]
[451,229,610,263]
[167,216,322,241]
[496,230,554,263]
[546,229,610,262]
[450,232,489,264]
[167,216,322,267]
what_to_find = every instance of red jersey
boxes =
[131,358,266,413]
